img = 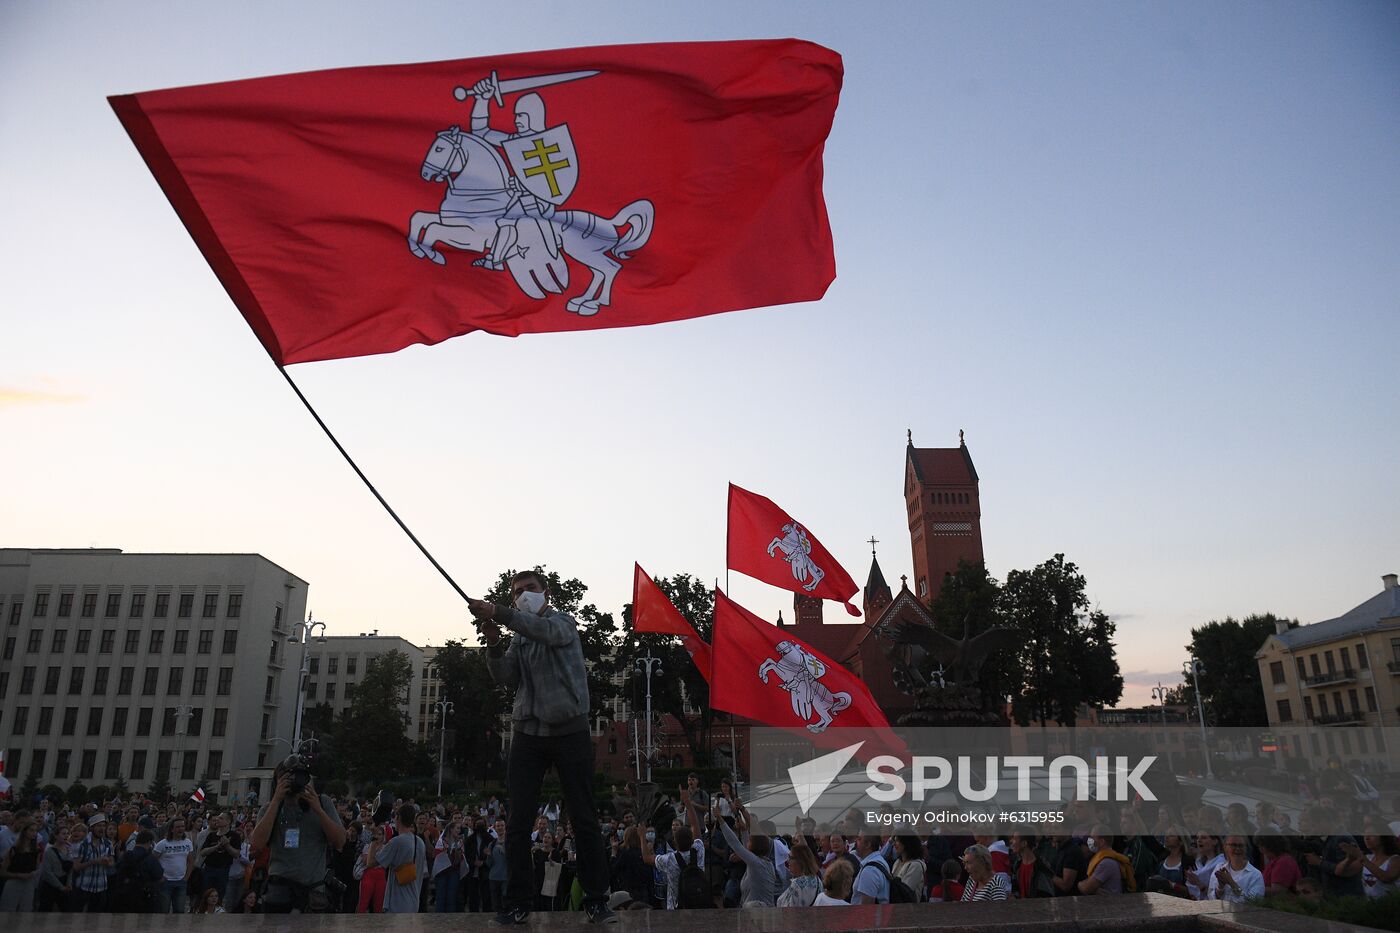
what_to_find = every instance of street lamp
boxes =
[1150,682,1173,770]
[1183,658,1214,779]
[635,652,663,782]
[288,614,327,753]
[435,699,454,798]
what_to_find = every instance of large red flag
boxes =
[711,591,907,762]
[631,563,711,681]
[710,589,893,740]
[727,483,861,616]
[110,40,841,365]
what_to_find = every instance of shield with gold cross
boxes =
[501,125,578,206]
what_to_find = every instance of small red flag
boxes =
[727,483,861,616]
[632,563,712,681]
[110,39,841,365]
[710,589,893,740]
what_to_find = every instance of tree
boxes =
[147,772,172,804]
[929,560,1014,711]
[618,573,715,764]
[1181,614,1296,727]
[432,639,510,781]
[1001,554,1123,726]
[110,776,130,799]
[481,567,621,722]
[19,771,42,804]
[337,649,417,787]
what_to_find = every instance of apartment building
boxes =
[303,633,431,738]
[1255,572,1400,769]
[0,548,308,798]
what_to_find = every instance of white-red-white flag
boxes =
[190,787,206,804]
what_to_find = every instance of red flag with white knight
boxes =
[109,40,841,365]
[632,563,712,681]
[727,483,861,616]
[710,589,894,740]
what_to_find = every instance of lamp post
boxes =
[635,651,663,781]
[1183,658,1213,779]
[1150,682,1172,770]
[288,614,327,753]
[435,699,454,798]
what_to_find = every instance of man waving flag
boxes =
[631,563,711,681]
[727,483,861,615]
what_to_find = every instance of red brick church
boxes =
[595,432,987,778]
[781,430,986,722]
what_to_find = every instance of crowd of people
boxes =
[2,771,1397,916]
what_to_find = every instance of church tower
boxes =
[905,430,984,602]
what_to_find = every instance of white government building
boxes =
[0,548,454,801]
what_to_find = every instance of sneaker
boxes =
[586,902,619,924]
[494,906,530,925]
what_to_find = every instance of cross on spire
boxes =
[867,535,879,556]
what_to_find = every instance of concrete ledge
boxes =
[11,895,1386,932]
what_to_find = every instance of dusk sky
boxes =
[3,1,1397,708]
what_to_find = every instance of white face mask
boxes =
[514,590,546,615]
[1087,838,1098,852]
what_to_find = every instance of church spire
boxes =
[864,545,893,617]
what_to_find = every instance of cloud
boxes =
[0,387,87,409]
[1121,669,1184,687]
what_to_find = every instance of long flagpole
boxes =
[720,572,738,789]
[277,366,472,604]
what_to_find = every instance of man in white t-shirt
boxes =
[151,818,195,913]
[1208,836,1265,903]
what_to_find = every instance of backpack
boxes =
[865,859,918,904]
[112,850,156,912]
[675,849,711,909]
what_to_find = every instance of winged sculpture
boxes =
[886,614,1018,690]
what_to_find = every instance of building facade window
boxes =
[136,707,153,736]
[192,667,208,696]
[202,594,218,619]
[55,750,71,780]
[130,593,146,618]
[1365,687,1378,712]
[100,630,115,653]
[212,707,228,736]
[187,708,203,736]
[80,749,96,780]
[68,667,84,694]
[326,683,336,701]
[167,667,184,695]
[220,631,236,654]
[105,593,121,618]
[123,631,140,653]
[207,750,223,781]
[173,630,189,654]
[19,666,36,694]
[117,667,134,694]
[347,656,358,676]
[26,630,42,653]
[198,630,214,654]
[57,593,73,618]
[1303,695,1314,719]
[141,667,158,695]
[112,707,128,736]
[162,708,178,736]
[309,657,319,675]
[33,593,49,618]
[87,707,103,736]
[328,657,338,675]
[149,630,165,653]
[11,706,26,734]
[75,630,90,654]
[307,682,318,699]
[93,667,108,694]
[227,594,242,618]
[1357,643,1369,669]
[2,637,14,660]
[37,706,53,734]
[217,667,233,696]
[62,706,78,735]
[154,593,170,618]
[51,629,66,653]
[264,676,274,701]
[81,593,97,618]
[1340,647,1353,671]
[178,593,194,619]
[105,750,123,780]
[7,603,20,624]
[157,750,172,779]
[44,666,60,694]
[131,749,147,780]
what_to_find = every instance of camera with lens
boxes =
[282,754,313,795]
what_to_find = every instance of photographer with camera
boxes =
[248,756,347,913]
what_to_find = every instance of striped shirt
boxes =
[961,874,1010,901]
[75,835,114,893]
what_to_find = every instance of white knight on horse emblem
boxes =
[759,640,852,733]
[407,69,654,317]
[767,522,827,592]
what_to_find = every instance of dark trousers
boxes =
[504,729,607,911]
